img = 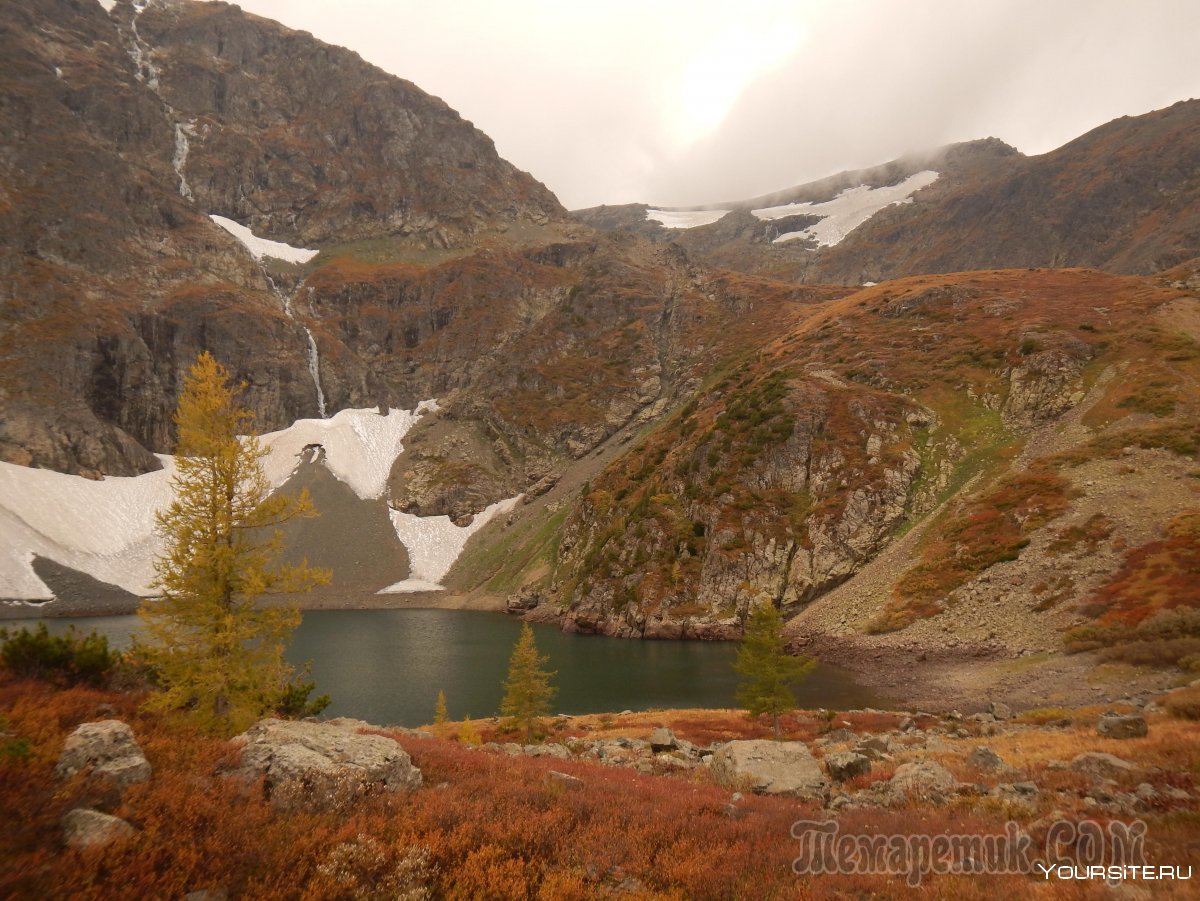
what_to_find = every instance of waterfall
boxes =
[172,121,196,200]
[304,327,327,418]
[265,277,327,418]
[115,1,193,201]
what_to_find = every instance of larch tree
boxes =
[734,602,816,740]
[499,622,556,743]
[138,352,330,734]
[433,689,450,737]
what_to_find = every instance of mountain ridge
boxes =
[575,100,1200,283]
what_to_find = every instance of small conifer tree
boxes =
[138,352,330,734]
[499,623,556,743]
[734,602,815,739]
[433,689,449,738]
[458,714,482,747]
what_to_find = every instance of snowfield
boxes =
[0,403,445,600]
[209,215,320,264]
[752,170,939,247]
[257,404,438,501]
[645,208,729,229]
[379,497,522,594]
[0,457,176,600]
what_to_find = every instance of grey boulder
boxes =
[889,760,958,800]
[825,751,872,782]
[1069,752,1141,781]
[55,720,151,789]
[711,740,828,800]
[232,718,422,800]
[62,808,136,850]
[648,727,679,753]
[1096,713,1148,739]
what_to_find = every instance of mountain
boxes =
[2,1,1199,709]
[576,100,1200,284]
[0,0,564,476]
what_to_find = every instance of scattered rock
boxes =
[988,702,1013,721]
[889,760,958,801]
[524,743,570,759]
[547,770,583,790]
[648,727,678,753]
[506,588,542,614]
[1069,752,1141,781]
[825,751,871,782]
[711,740,829,800]
[1096,713,1148,739]
[55,720,151,790]
[62,808,135,850]
[967,746,1006,771]
[855,735,891,759]
[232,718,422,802]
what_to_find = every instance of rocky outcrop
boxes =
[554,372,924,637]
[231,718,422,804]
[968,746,1007,771]
[55,720,151,790]
[1002,347,1090,428]
[710,740,828,799]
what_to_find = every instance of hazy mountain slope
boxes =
[576,100,1200,284]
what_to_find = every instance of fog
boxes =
[232,0,1200,209]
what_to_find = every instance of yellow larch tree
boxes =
[138,352,330,733]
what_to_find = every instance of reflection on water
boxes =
[6,608,882,727]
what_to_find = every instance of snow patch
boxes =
[209,215,319,264]
[379,497,522,593]
[0,404,435,598]
[753,170,939,247]
[96,0,117,12]
[257,405,433,501]
[0,457,177,598]
[645,208,728,229]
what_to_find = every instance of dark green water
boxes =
[4,609,881,727]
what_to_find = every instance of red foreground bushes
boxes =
[1,676,1195,899]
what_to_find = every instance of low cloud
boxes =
[235,0,1200,209]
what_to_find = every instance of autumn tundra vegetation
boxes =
[1,356,1198,896]
[4,2,1200,893]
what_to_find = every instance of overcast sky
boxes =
[233,0,1200,210]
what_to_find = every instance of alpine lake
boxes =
[3,608,883,727]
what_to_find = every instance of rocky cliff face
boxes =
[0,0,563,476]
[552,370,926,638]
[527,266,1197,639]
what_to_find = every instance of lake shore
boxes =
[3,590,1180,716]
[0,586,511,620]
